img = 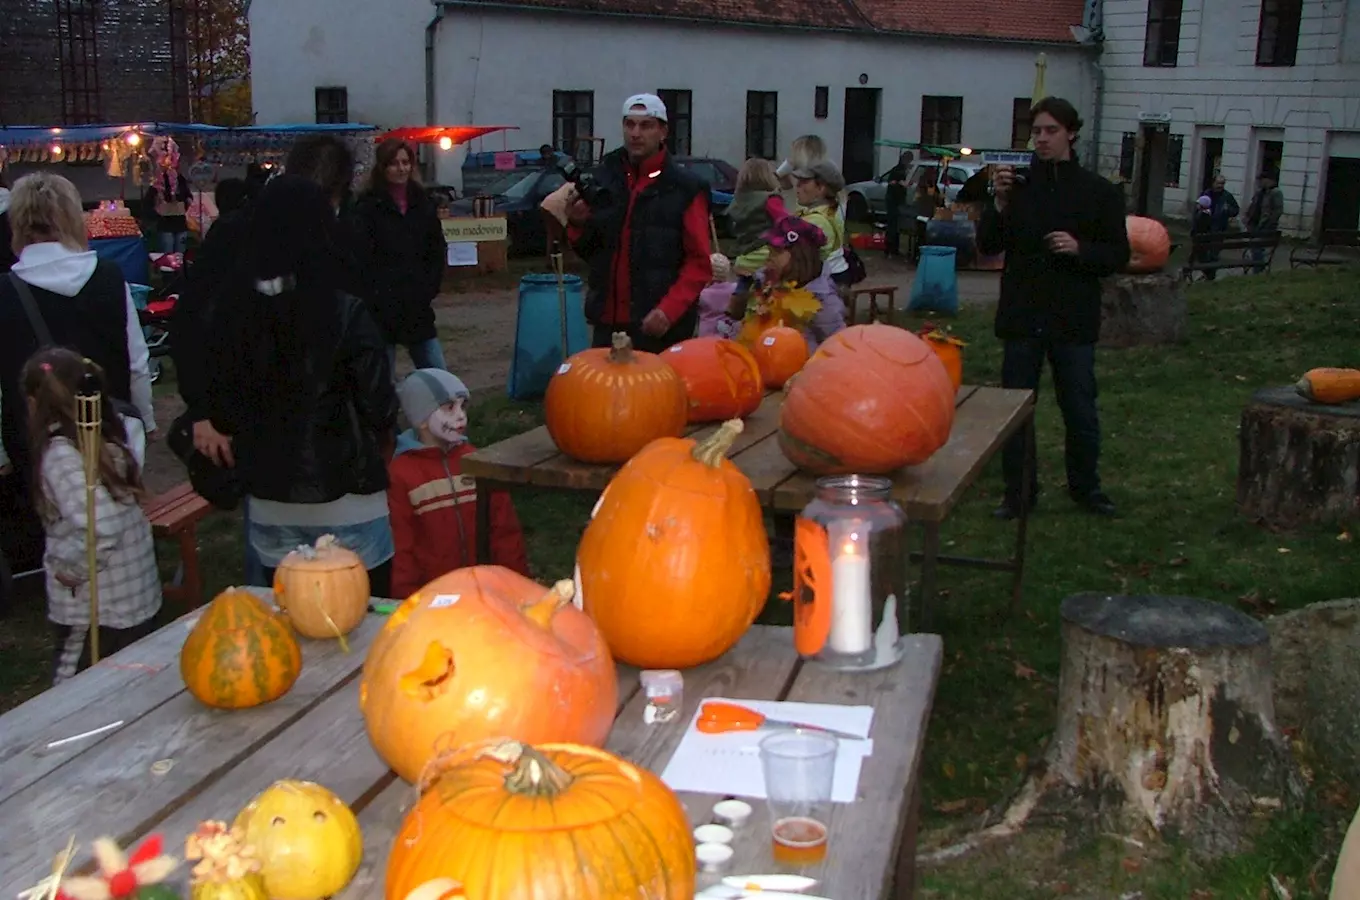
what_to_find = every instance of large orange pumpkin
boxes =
[662,336,764,422]
[385,739,695,900]
[544,332,688,463]
[750,326,809,389]
[180,589,303,709]
[917,327,966,391]
[783,324,955,473]
[359,568,617,784]
[576,419,768,668]
[1124,215,1171,273]
[273,534,370,641]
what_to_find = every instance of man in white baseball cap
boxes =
[554,92,713,353]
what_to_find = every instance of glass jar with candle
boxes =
[790,475,908,671]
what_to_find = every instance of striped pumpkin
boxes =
[181,589,303,709]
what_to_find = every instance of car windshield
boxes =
[481,170,537,197]
[681,161,723,184]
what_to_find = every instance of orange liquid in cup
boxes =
[771,816,828,864]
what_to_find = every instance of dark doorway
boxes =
[1200,137,1223,193]
[1321,157,1360,230]
[1134,124,1169,216]
[842,88,880,184]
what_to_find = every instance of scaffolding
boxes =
[167,0,218,123]
[54,0,102,125]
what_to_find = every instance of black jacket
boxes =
[205,286,397,505]
[571,148,706,336]
[354,185,446,345]
[978,158,1130,344]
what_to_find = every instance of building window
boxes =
[553,90,595,156]
[1119,132,1137,181]
[657,89,692,156]
[746,91,778,160]
[814,86,829,120]
[1256,0,1301,66]
[314,87,348,124]
[1257,139,1284,176]
[1011,99,1033,150]
[1143,0,1183,66]
[920,96,962,146]
[56,0,102,125]
[1165,134,1184,186]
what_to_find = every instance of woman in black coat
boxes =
[355,139,448,373]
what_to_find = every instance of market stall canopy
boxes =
[377,125,518,146]
[0,122,380,147]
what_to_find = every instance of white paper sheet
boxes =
[659,698,874,803]
[446,241,478,266]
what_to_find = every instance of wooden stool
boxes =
[141,483,214,608]
[848,285,898,325]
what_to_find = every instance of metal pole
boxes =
[551,240,570,365]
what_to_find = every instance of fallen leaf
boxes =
[1014,661,1036,680]
[1338,531,1352,543]
[942,761,956,780]
[1142,770,1167,791]
[1189,890,1214,899]
[1168,556,1189,567]
[1015,752,1029,771]
[1052,882,1073,895]
[933,797,974,814]
[1121,857,1142,873]
[1277,547,1291,554]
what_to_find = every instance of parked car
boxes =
[447,167,566,255]
[845,159,987,222]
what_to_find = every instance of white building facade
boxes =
[1096,0,1360,234]
[249,0,1095,190]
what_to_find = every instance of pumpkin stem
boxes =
[521,580,575,629]
[482,740,575,797]
[692,419,744,467]
[607,331,634,363]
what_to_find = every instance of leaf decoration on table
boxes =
[60,835,178,900]
[736,282,823,345]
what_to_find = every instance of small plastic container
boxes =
[692,823,734,845]
[695,841,733,872]
[640,670,683,724]
[711,799,752,828]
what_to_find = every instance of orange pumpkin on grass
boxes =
[662,336,764,422]
[576,419,768,668]
[784,324,955,473]
[750,326,809,388]
[544,332,687,463]
[180,589,303,709]
[1124,215,1172,273]
[385,739,695,900]
[358,567,617,784]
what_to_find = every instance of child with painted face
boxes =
[387,369,529,598]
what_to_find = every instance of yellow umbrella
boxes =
[1026,53,1048,150]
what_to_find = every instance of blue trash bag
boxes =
[909,245,960,315]
[508,273,591,400]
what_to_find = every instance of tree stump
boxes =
[1237,386,1360,528]
[1098,273,1187,348]
[1041,593,1298,854]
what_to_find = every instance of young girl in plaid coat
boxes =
[22,348,161,685]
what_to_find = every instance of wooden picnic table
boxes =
[0,600,943,900]
[465,385,1036,628]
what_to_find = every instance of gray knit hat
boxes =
[397,368,470,427]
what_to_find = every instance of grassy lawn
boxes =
[2,263,1357,896]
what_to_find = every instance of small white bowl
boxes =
[692,823,734,845]
[695,841,734,872]
[711,799,753,828]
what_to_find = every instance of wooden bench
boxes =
[1289,228,1360,269]
[1180,230,1281,280]
[140,482,212,607]
[0,602,943,900]
[848,284,899,325]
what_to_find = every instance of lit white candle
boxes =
[829,535,873,654]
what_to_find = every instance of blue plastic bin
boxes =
[908,246,960,315]
[507,273,590,400]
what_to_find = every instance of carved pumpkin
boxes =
[273,535,370,641]
[1295,367,1360,404]
[402,881,466,900]
[385,739,695,900]
[233,780,363,900]
[784,324,955,473]
[917,326,966,391]
[359,568,617,784]
[544,332,688,463]
[577,420,769,668]
[180,589,303,709]
[1124,215,1172,273]
[662,336,764,422]
[750,326,809,389]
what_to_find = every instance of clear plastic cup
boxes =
[759,729,837,865]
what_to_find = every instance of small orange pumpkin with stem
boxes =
[544,332,688,463]
[273,535,370,642]
[750,325,809,388]
[385,739,695,900]
[662,336,765,422]
[577,419,769,668]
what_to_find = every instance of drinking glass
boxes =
[759,729,838,865]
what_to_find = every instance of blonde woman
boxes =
[0,172,156,571]
[790,159,856,289]
[727,158,788,284]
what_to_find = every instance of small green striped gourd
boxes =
[181,589,303,709]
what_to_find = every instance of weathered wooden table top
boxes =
[463,385,1034,521]
[0,602,942,900]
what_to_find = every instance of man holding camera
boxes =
[563,93,712,351]
[978,96,1130,520]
